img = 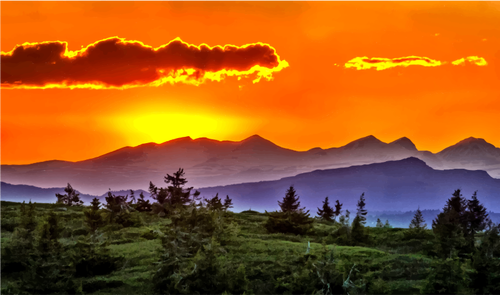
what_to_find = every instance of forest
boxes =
[1,168,500,295]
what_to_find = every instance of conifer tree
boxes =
[205,193,223,211]
[465,191,489,240]
[333,200,343,221]
[384,220,392,228]
[376,218,384,228]
[433,189,470,258]
[20,200,38,232]
[264,186,313,235]
[317,196,335,222]
[129,190,136,204]
[55,183,83,206]
[84,198,105,233]
[409,208,427,230]
[356,193,367,225]
[278,186,302,213]
[223,195,233,211]
[136,192,152,212]
[164,168,200,206]
[351,215,367,245]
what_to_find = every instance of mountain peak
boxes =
[390,137,417,151]
[236,134,289,152]
[456,137,488,146]
[158,136,193,146]
[437,136,500,161]
[243,134,266,141]
[343,135,385,150]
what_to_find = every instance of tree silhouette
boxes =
[84,198,105,233]
[333,200,343,222]
[136,192,152,212]
[465,191,489,241]
[317,196,335,222]
[376,218,384,228]
[55,183,83,206]
[356,193,367,225]
[205,193,223,211]
[223,195,233,212]
[409,207,427,230]
[278,186,302,213]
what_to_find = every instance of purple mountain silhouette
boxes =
[1,135,499,195]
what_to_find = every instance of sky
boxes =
[2,1,499,164]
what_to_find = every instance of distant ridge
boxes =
[196,157,500,213]
[2,135,500,195]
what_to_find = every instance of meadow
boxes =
[1,171,499,294]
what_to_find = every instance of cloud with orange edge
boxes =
[1,37,289,89]
[345,55,487,71]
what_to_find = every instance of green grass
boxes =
[1,201,437,294]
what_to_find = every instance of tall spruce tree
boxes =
[278,186,302,213]
[164,168,200,206]
[264,186,313,235]
[376,218,384,228]
[317,196,335,222]
[433,189,470,258]
[333,200,343,221]
[465,191,489,240]
[409,207,427,230]
[356,193,367,225]
[223,195,233,212]
[84,198,105,233]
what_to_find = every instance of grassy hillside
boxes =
[1,199,498,294]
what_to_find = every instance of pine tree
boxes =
[356,193,367,225]
[20,200,38,232]
[317,196,335,222]
[55,183,83,206]
[351,215,367,245]
[136,192,152,212]
[376,218,384,228]
[433,189,470,258]
[265,186,313,235]
[333,200,343,221]
[223,195,233,212]
[164,168,200,206]
[84,198,105,233]
[409,208,427,230]
[278,186,302,213]
[384,220,392,228]
[129,190,136,204]
[205,193,223,211]
[465,191,489,240]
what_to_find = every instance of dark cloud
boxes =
[1,37,288,88]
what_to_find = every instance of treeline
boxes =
[1,168,500,294]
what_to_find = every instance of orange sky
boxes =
[2,1,500,164]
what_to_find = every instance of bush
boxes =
[264,211,314,236]
[421,257,473,294]
[71,235,123,278]
[1,217,19,232]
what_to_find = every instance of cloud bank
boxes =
[1,37,289,89]
[345,55,487,71]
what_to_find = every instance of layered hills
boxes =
[3,158,500,213]
[2,135,499,195]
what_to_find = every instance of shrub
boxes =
[264,210,314,236]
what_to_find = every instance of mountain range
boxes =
[2,158,500,213]
[196,157,500,213]
[2,135,500,195]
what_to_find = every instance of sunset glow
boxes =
[2,2,499,164]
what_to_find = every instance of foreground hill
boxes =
[197,157,500,212]
[3,135,500,195]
